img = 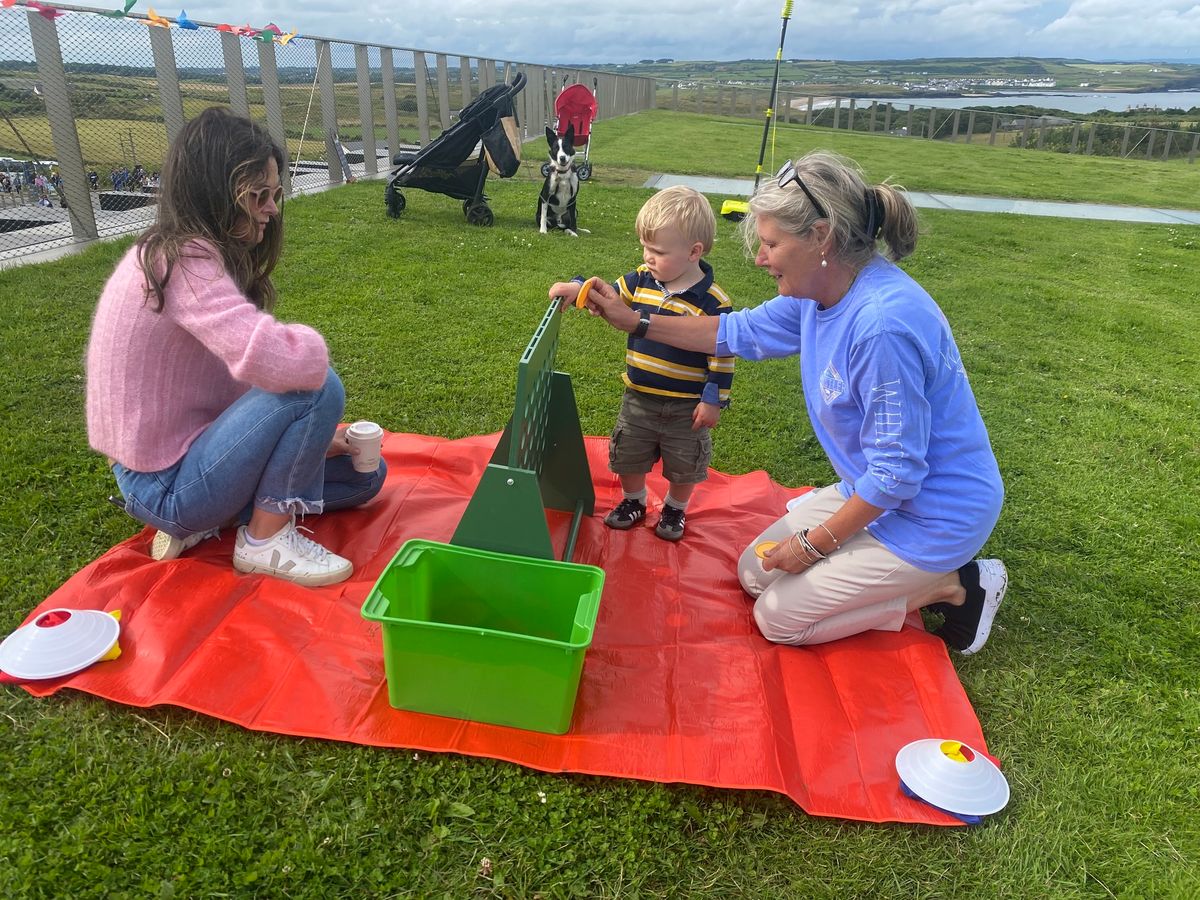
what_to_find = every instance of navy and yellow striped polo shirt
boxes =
[615,260,735,407]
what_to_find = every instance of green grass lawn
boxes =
[1,116,1198,897]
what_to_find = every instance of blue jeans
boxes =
[112,368,386,537]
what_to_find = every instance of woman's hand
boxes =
[326,424,354,459]
[761,534,817,574]
[581,279,640,333]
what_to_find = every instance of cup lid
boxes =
[346,420,382,437]
[0,608,121,680]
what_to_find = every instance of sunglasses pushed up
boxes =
[776,161,828,219]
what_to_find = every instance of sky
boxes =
[176,0,1200,66]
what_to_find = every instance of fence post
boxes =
[26,11,96,242]
[147,24,185,146]
[1037,121,1046,149]
[1070,122,1080,153]
[847,99,856,130]
[529,65,544,135]
[868,101,877,133]
[1189,133,1198,164]
[1144,129,1156,159]
[1120,125,1131,157]
[413,52,431,145]
[435,54,451,130]
[806,96,814,125]
[316,40,341,183]
[1161,131,1173,161]
[255,41,288,189]
[480,58,493,90]
[354,45,377,176]
[950,109,960,141]
[381,48,400,163]
[220,32,249,119]
[648,77,656,110]
[883,102,892,133]
[833,98,841,130]
[1021,116,1031,148]
[965,110,975,143]
[989,114,998,145]
[1085,121,1096,155]
[907,104,914,137]
[927,108,937,139]
[460,56,472,107]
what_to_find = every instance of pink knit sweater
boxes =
[87,241,329,472]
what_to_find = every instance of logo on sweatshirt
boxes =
[820,361,845,404]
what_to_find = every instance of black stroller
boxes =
[385,72,526,226]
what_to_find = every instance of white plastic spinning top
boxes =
[895,738,1010,818]
[0,608,121,680]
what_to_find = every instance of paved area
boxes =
[644,174,1200,226]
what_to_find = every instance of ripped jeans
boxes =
[112,368,386,538]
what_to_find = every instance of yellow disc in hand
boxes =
[755,540,778,559]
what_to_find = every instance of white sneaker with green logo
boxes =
[232,521,353,586]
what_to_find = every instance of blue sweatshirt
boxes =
[717,256,1003,572]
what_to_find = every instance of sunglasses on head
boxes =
[776,161,828,219]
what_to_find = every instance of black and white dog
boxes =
[537,124,582,237]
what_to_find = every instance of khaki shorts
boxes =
[609,388,711,484]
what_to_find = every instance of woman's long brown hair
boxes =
[137,107,285,312]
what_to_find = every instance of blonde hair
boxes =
[636,185,716,253]
[738,150,919,267]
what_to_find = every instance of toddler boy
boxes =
[552,185,734,541]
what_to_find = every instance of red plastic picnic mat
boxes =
[18,432,990,825]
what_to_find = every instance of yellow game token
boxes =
[576,277,594,309]
[755,540,778,559]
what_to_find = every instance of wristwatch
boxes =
[632,310,651,339]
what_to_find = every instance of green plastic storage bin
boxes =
[361,539,605,734]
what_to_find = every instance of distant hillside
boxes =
[585,57,1200,96]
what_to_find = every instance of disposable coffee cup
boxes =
[345,421,383,473]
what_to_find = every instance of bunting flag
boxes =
[261,22,281,34]
[27,1,66,19]
[277,29,297,45]
[145,6,173,27]
[177,9,198,29]
[101,0,136,17]
[2,0,18,8]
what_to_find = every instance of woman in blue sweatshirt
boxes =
[578,151,1007,654]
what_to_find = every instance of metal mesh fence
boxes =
[1,4,653,262]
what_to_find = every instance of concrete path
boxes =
[644,174,1200,226]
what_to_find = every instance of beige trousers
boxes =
[738,485,944,646]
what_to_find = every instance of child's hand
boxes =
[549,281,582,308]
[692,402,721,430]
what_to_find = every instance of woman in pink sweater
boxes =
[86,107,385,586]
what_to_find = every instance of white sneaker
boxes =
[151,527,219,561]
[232,521,353,586]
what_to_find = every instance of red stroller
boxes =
[542,78,598,181]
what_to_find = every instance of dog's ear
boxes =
[564,123,575,146]
[546,125,557,146]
